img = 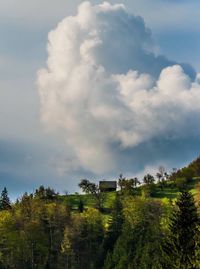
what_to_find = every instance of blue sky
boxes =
[0,0,200,199]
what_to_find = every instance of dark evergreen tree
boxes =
[35,185,46,199]
[34,186,58,201]
[104,194,123,250]
[45,187,58,200]
[101,194,124,267]
[0,187,11,210]
[165,191,199,269]
[77,198,84,213]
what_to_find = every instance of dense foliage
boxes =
[1,157,200,268]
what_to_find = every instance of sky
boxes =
[1,0,200,199]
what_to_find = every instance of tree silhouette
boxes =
[0,187,11,210]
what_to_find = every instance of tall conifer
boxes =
[166,191,199,268]
[0,187,11,210]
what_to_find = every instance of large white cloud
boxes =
[37,1,200,175]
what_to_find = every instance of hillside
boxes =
[60,178,200,211]
[0,156,200,268]
[60,156,200,212]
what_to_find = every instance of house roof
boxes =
[99,181,117,189]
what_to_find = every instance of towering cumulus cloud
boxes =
[37,1,200,175]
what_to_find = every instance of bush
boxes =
[176,177,187,191]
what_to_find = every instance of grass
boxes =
[152,177,200,199]
[59,191,116,211]
[152,187,179,200]
[59,177,200,213]
[60,193,96,210]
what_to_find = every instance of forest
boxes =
[1,157,200,268]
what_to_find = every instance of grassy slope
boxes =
[60,191,116,211]
[152,177,200,199]
[58,177,200,228]
[60,178,200,211]
[59,191,117,224]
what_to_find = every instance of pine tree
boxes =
[165,190,199,269]
[103,194,124,268]
[0,187,11,210]
[77,198,84,213]
[105,194,123,246]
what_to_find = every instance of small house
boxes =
[99,181,117,192]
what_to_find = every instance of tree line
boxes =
[0,158,200,268]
